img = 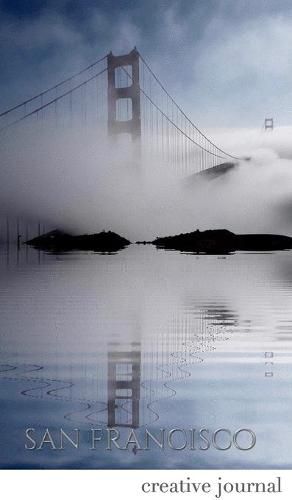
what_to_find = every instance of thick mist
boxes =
[0,123,292,240]
[1,2,292,240]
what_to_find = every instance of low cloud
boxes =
[1,119,292,240]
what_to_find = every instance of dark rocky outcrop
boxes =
[152,229,292,254]
[26,229,130,253]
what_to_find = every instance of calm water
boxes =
[0,243,292,469]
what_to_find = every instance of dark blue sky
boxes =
[1,0,292,127]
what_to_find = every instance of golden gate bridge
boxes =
[0,47,241,176]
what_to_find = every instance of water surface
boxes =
[0,244,291,469]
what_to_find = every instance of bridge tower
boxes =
[107,48,141,144]
[264,117,274,131]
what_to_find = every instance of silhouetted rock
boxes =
[152,229,292,254]
[26,229,130,253]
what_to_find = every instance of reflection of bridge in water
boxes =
[0,304,239,429]
[105,304,238,428]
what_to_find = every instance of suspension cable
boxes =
[0,67,108,133]
[138,51,241,161]
[0,54,107,119]
[120,65,226,160]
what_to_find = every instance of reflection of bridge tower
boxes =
[107,48,141,143]
[107,343,141,428]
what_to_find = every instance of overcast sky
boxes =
[1,0,292,128]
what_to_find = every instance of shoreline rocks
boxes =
[26,228,292,255]
[26,230,131,253]
[151,229,292,254]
